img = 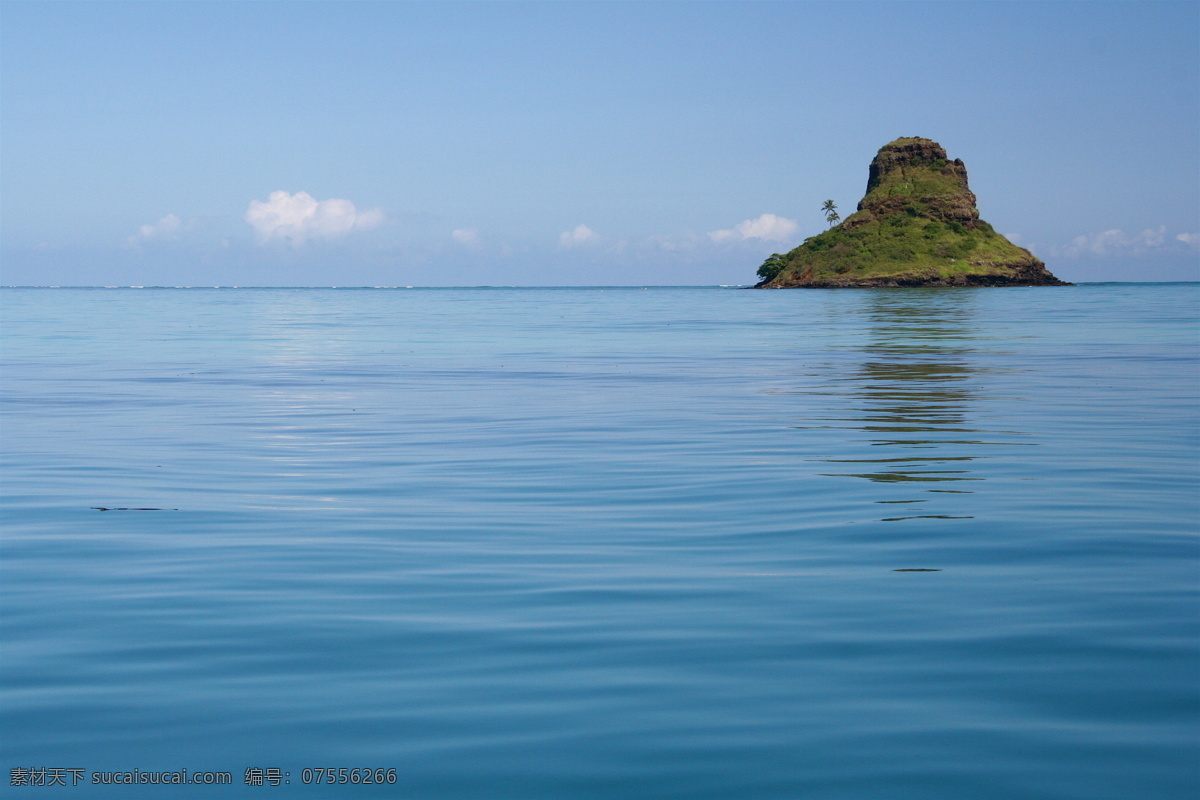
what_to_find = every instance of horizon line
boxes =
[3,282,1198,290]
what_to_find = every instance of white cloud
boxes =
[127,214,183,245]
[1139,225,1167,248]
[709,213,798,243]
[559,224,600,248]
[451,228,482,250]
[647,232,702,252]
[1059,225,1177,258]
[1177,232,1200,249]
[1062,229,1125,257]
[244,191,383,244]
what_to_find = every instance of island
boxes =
[754,137,1069,287]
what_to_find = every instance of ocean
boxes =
[2,284,1197,799]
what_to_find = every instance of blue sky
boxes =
[2,1,1196,286]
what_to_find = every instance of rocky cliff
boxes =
[754,137,1069,287]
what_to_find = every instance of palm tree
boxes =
[822,199,840,227]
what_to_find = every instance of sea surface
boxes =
[2,284,1197,799]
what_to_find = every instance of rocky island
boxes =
[754,137,1069,287]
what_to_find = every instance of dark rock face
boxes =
[755,137,1069,288]
[858,139,978,226]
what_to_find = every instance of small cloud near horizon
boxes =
[709,213,798,243]
[245,191,383,244]
[127,214,185,246]
[559,224,600,248]
[451,228,482,251]
[1056,225,1198,258]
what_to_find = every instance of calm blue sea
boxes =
[2,285,1197,799]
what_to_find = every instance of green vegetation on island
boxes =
[755,137,1069,287]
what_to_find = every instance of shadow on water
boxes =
[794,290,1031,521]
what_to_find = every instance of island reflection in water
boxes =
[801,290,1032,522]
